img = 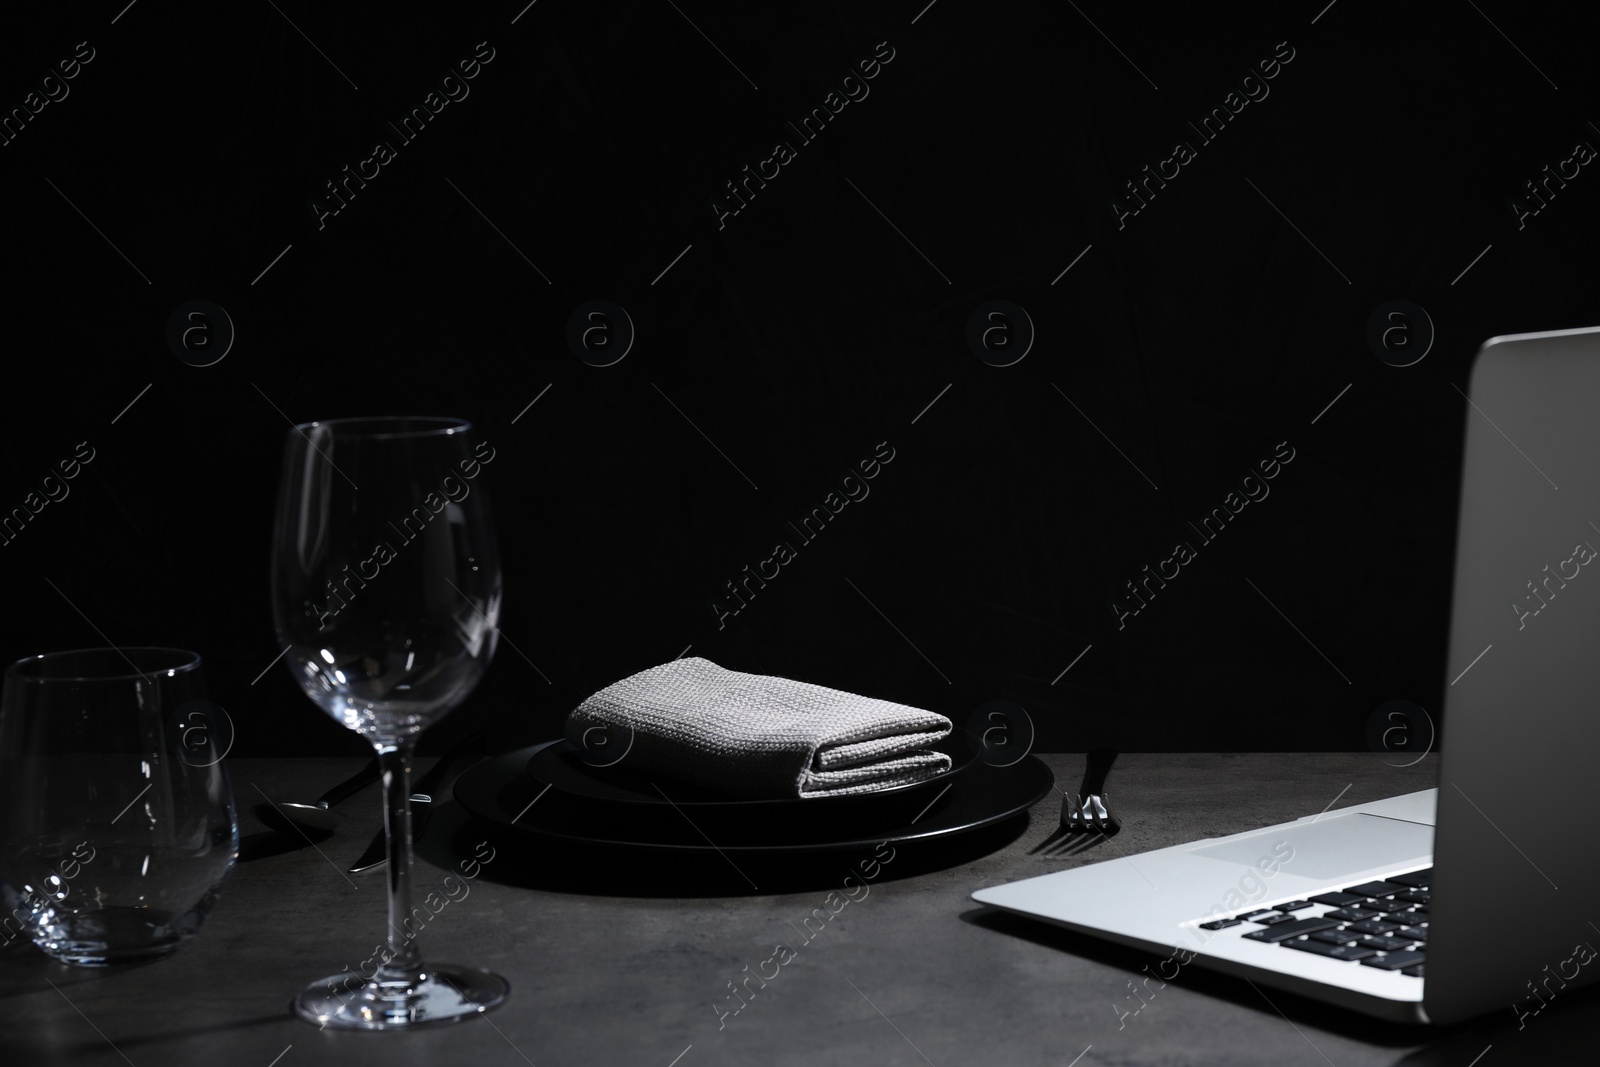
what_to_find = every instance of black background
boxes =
[2,0,1596,757]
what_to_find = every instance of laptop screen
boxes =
[1428,326,1600,1024]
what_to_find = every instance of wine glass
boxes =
[269,416,507,1029]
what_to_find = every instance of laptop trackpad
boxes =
[1187,814,1434,880]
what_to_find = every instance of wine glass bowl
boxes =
[270,415,508,1029]
[273,416,501,741]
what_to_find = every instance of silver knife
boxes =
[349,732,483,873]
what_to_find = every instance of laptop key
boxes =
[1357,935,1414,952]
[1361,950,1427,971]
[1346,919,1401,935]
[1395,926,1428,942]
[1401,964,1425,977]
[1235,909,1273,920]
[1281,937,1376,961]
[1388,869,1431,888]
[1242,917,1341,943]
[1253,913,1298,925]
[1310,928,1362,946]
[1198,918,1242,930]
[1323,907,1379,922]
[1366,899,1416,913]
[1345,880,1408,898]
[1308,892,1367,907]
[1396,889,1430,904]
[1274,900,1315,912]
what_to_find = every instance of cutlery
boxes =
[1030,749,1120,856]
[1061,748,1120,836]
[349,731,484,873]
[253,755,380,836]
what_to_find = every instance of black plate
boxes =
[453,741,1054,855]
[526,730,974,809]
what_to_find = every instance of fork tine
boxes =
[1082,790,1118,835]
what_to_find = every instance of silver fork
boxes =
[1068,748,1118,833]
[1036,749,1119,853]
[1062,790,1117,834]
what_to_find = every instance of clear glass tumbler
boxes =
[0,647,238,965]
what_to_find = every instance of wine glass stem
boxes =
[375,740,423,983]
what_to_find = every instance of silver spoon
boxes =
[254,755,381,836]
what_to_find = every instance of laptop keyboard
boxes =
[1195,867,1430,977]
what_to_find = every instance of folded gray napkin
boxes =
[564,657,953,799]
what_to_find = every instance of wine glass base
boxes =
[293,964,509,1030]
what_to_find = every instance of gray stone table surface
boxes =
[1,752,1591,1066]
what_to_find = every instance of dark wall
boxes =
[2,1,1596,755]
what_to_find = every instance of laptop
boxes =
[972,325,1600,1025]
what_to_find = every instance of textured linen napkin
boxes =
[565,657,954,799]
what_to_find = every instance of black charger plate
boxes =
[453,741,1054,855]
[525,731,974,809]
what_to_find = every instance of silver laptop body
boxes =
[973,325,1600,1025]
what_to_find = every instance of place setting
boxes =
[0,413,1054,1036]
